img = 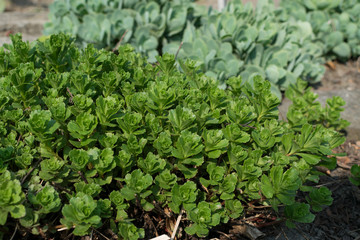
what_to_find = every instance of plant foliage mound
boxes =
[173,0,325,96]
[43,0,326,98]
[278,0,360,61]
[43,0,205,62]
[0,34,349,239]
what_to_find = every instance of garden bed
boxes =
[0,1,359,240]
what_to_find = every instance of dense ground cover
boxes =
[0,33,349,239]
[2,0,355,238]
[43,0,329,98]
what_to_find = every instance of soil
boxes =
[2,0,51,12]
[1,1,360,240]
[316,60,360,92]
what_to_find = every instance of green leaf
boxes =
[69,149,89,171]
[252,128,276,149]
[155,169,177,190]
[74,182,102,198]
[117,112,144,138]
[0,212,7,225]
[202,129,229,159]
[306,186,333,212]
[169,106,196,133]
[225,199,244,219]
[95,95,122,126]
[219,173,238,200]
[138,152,166,175]
[350,165,360,186]
[28,185,61,214]
[285,202,315,227]
[121,169,153,201]
[172,130,204,177]
[0,171,26,224]
[118,221,145,240]
[261,175,274,199]
[170,181,198,213]
[94,148,116,176]
[186,201,221,237]
[172,131,204,159]
[67,110,98,139]
[61,193,101,236]
[296,153,321,165]
[333,42,351,59]
[153,131,173,157]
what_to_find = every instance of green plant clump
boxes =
[43,0,205,62]
[350,165,360,186]
[0,34,348,238]
[278,0,360,61]
[44,0,326,97]
[171,0,325,96]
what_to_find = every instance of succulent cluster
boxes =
[44,0,331,97]
[44,0,205,62]
[278,0,360,60]
[0,34,348,239]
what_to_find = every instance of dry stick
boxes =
[315,179,346,188]
[52,182,72,195]
[64,232,73,240]
[92,228,110,240]
[67,87,74,104]
[255,219,285,228]
[16,134,22,146]
[215,230,232,239]
[295,225,310,240]
[78,171,88,184]
[38,227,47,239]
[106,228,119,240]
[21,158,42,184]
[280,227,289,240]
[275,231,282,240]
[56,226,68,232]
[175,42,184,61]
[146,214,159,237]
[9,223,18,240]
[170,209,185,240]
[55,224,68,231]
[112,30,128,52]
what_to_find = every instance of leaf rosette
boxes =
[0,171,26,225]
[61,193,102,236]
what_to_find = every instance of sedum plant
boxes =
[0,171,26,225]
[350,165,360,186]
[285,79,350,132]
[44,0,326,96]
[170,0,325,96]
[278,0,360,60]
[43,0,205,62]
[0,33,349,239]
[60,193,103,236]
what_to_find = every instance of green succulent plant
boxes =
[279,0,360,60]
[0,33,349,238]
